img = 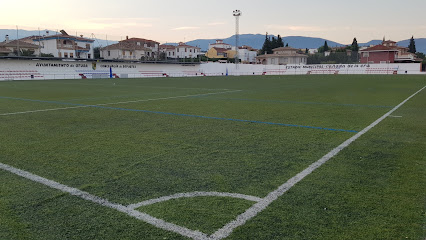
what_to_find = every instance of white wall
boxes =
[0,59,422,81]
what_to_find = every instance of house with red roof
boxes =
[0,35,40,56]
[100,36,159,61]
[360,39,420,64]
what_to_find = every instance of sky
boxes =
[1,0,425,44]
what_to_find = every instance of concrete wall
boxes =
[0,59,422,81]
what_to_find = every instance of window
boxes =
[108,51,110,56]
[190,49,192,53]
[185,48,187,52]
[58,52,62,57]
[173,52,175,56]
[70,52,74,58]
[137,42,141,46]
[130,51,133,56]
[122,50,125,56]
[168,52,170,56]
[64,53,68,58]
[88,54,91,59]
[177,48,179,52]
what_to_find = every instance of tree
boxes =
[408,36,416,53]
[277,35,284,47]
[285,43,289,47]
[351,38,359,52]
[271,36,277,50]
[415,52,425,59]
[305,48,309,54]
[260,33,272,54]
[323,41,329,52]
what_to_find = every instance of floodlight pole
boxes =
[233,10,242,70]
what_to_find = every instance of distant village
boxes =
[0,29,423,66]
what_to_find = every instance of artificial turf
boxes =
[0,75,425,239]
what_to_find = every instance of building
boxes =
[359,39,420,64]
[359,45,398,64]
[205,47,236,59]
[31,30,94,59]
[100,36,159,61]
[256,47,308,65]
[0,35,40,56]
[160,42,200,59]
[238,45,257,63]
[208,39,233,50]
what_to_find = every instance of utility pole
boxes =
[16,26,20,57]
[233,10,242,70]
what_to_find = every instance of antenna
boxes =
[233,10,242,69]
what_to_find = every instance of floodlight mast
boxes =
[233,10,242,70]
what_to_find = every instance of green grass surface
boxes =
[0,75,425,239]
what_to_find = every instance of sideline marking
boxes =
[0,85,423,239]
[0,90,241,116]
[56,81,232,91]
[128,192,262,209]
[209,85,426,240]
[388,115,403,118]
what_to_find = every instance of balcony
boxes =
[57,44,75,50]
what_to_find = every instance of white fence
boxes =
[0,59,423,81]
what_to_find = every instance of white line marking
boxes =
[58,81,232,91]
[0,106,88,116]
[388,115,403,118]
[95,90,242,106]
[0,90,242,116]
[0,162,210,240]
[209,85,425,240]
[128,192,262,209]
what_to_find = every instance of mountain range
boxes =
[1,29,425,54]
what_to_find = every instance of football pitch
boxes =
[0,75,425,240]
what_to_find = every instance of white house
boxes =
[208,39,233,50]
[160,42,201,59]
[256,47,308,65]
[238,45,257,63]
[100,36,159,61]
[31,30,94,59]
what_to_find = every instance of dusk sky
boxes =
[1,0,425,44]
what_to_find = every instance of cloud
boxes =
[171,26,201,31]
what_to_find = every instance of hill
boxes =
[185,34,344,51]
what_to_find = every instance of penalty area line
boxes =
[209,85,426,240]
